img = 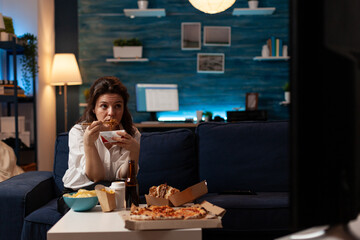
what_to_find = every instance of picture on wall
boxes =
[181,22,201,50]
[197,53,225,73]
[245,92,259,111]
[204,26,231,46]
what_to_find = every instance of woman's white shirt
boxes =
[62,124,141,190]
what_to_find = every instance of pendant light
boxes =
[189,0,236,14]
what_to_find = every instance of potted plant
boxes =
[248,0,259,9]
[283,82,290,103]
[137,0,148,9]
[203,111,213,122]
[18,33,38,95]
[113,38,143,59]
[0,16,15,41]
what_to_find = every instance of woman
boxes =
[59,76,140,213]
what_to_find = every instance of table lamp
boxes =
[50,53,82,131]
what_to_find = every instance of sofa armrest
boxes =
[0,171,56,240]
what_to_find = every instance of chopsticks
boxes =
[81,121,117,126]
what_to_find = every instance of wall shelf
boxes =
[279,101,290,106]
[106,58,149,62]
[232,7,276,16]
[253,56,290,61]
[123,9,166,18]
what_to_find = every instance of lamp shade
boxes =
[0,13,5,30]
[50,53,82,86]
[189,0,236,14]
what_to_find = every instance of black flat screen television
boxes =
[290,0,360,236]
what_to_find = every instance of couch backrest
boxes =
[196,121,289,193]
[52,129,199,196]
[137,128,199,195]
[53,132,69,194]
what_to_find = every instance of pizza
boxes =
[148,183,180,199]
[130,204,207,220]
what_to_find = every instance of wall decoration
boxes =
[197,53,225,73]
[181,22,201,50]
[203,26,231,46]
[245,92,259,111]
[78,0,290,122]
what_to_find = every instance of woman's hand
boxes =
[111,131,140,160]
[83,121,103,146]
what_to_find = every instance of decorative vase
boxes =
[284,91,290,103]
[261,45,269,57]
[248,0,259,9]
[137,0,148,9]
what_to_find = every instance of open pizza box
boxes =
[95,184,116,212]
[123,200,226,230]
[145,180,208,207]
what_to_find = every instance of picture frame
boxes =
[181,22,201,50]
[203,26,231,46]
[245,93,259,111]
[197,53,225,73]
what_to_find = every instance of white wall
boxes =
[0,0,56,171]
[0,0,37,36]
[37,0,56,171]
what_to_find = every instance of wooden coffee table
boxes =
[47,205,201,240]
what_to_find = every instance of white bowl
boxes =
[100,130,125,143]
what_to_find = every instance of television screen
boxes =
[135,83,179,112]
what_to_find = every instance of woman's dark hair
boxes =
[78,76,135,136]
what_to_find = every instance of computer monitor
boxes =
[135,83,179,121]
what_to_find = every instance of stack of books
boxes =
[0,81,26,97]
[266,36,284,57]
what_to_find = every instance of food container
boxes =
[110,181,126,210]
[145,180,208,207]
[100,130,125,143]
[95,184,116,212]
[63,193,98,212]
[123,200,225,230]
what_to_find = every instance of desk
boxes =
[134,123,198,132]
[47,206,201,240]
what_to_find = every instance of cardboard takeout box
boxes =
[95,184,116,212]
[123,200,226,230]
[145,180,208,207]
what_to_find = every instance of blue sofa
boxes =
[0,121,290,240]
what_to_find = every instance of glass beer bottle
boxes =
[125,159,140,208]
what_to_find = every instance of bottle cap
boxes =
[110,181,125,190]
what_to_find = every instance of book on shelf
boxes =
[267,39,272,56]
[271,36,276,57]
[278,39,283,56]
[0,84,26,96]
[265,37,285,57]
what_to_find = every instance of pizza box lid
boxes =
[145,181,208,207]
[122,201,224,231]
[169,180,208,207]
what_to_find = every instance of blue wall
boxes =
[78,0,289,122]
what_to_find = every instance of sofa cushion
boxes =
[196,121,289,193]
[21,198,63,240]
[137,129,199,195]
[53,132,69,194]
[198,192,289,231]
